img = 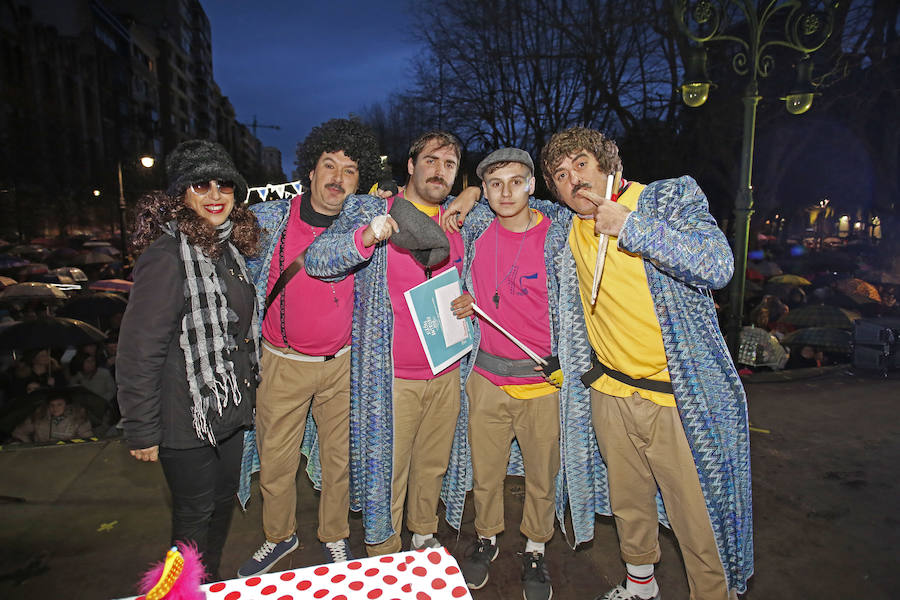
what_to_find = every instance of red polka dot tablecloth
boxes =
[122,548,472,600]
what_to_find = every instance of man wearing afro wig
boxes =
[238,119,383,575]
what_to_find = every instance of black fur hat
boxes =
[165,140,248,203]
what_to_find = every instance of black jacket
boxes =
[117,234,257,450]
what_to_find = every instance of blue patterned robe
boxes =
[545,176,753,593]
[303,193,475,545]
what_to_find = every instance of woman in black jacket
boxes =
[117,140,260,580]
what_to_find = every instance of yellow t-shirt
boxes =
[568,182,675,407]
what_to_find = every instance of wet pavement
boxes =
[1,366,898,599]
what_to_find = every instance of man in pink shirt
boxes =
[305,131,479,557]
[238,119,383,576]
[451,148,565,600]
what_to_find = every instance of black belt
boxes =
[475,350,539,378]
[581,355,673,395]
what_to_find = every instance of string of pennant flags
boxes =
[245,180,303,203]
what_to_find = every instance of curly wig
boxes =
[540,127,622,200]
[296,119,382,193]
[131,191,261,259]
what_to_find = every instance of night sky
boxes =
[200,0,420,179]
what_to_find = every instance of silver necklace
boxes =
[493,210,533,309]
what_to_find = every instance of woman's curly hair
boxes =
[131,191,261,259]
[540,127,622,200]
[296,118,382,193]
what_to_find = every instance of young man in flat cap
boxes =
[450,148,567,600]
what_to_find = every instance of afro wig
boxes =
[296,118,382,194]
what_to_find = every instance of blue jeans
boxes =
[159,429,243,580]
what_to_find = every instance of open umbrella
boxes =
[0,275,16,289]
[858,270,900,286]
[781,327,852,354]
[10,244,50,260]
[768,274,812,286]
[0,386,109,435]
[0,316,106,352]
[0,282,68,304]
[835,278,881,302]
[746,268,764,282]
[752,261,783,277]
[89,279,133,294]
[738,326,788,369]
[0,254,29,270]
[57,293,128,327]
[70,251,115,266]
[92,245,121,257]
[18,263,49,277]
[53,267,88,282]
[778,304,860,329]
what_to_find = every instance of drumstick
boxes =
[472,303,547,366]
[590,172,617,304]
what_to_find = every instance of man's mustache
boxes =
[326,183,345,193]
[427,177,448,186]
[573,182,592,195]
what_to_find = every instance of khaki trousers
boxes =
[366,369,461,556]
[591,389,730,600]
[467,371,560,542]
[256,345,350,544]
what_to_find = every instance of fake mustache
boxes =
[573,182,592,195]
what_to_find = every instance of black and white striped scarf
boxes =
[163,220,260,445]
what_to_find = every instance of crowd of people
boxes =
[3,118,791,600]
[0,341,120,444]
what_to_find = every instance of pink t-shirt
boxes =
[471,213,552,386]
[262,195,353,355]
[355,196,465,380]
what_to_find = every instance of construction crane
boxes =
[240,115,280,137]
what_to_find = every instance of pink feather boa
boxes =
[137,542,206,600]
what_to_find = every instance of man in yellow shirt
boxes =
[540,127,752,600]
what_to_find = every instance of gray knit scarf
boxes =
[162,220,261,445]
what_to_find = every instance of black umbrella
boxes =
[0,282,68,304]
[0,386,107,436]
[778,304,860,329]
[781,327,852,354]
[69,251,115,266]
[57,293,127,328]
[0,316,106,352]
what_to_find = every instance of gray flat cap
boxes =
[476,147,534,180]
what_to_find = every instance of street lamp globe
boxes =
[140,155,155,168]
[92,189,101,197]
[680,45,712,108]
[682,82,711,107]
[784,92,814,115]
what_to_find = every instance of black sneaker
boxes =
[322,538,353,563]
[521,551,552,600]
[461,537,499,589]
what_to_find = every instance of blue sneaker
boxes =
[237,533,299,577]
[322,538,353,563]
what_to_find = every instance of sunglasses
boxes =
[190,179,236,195]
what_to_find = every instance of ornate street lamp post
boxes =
[673,0,835,353]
